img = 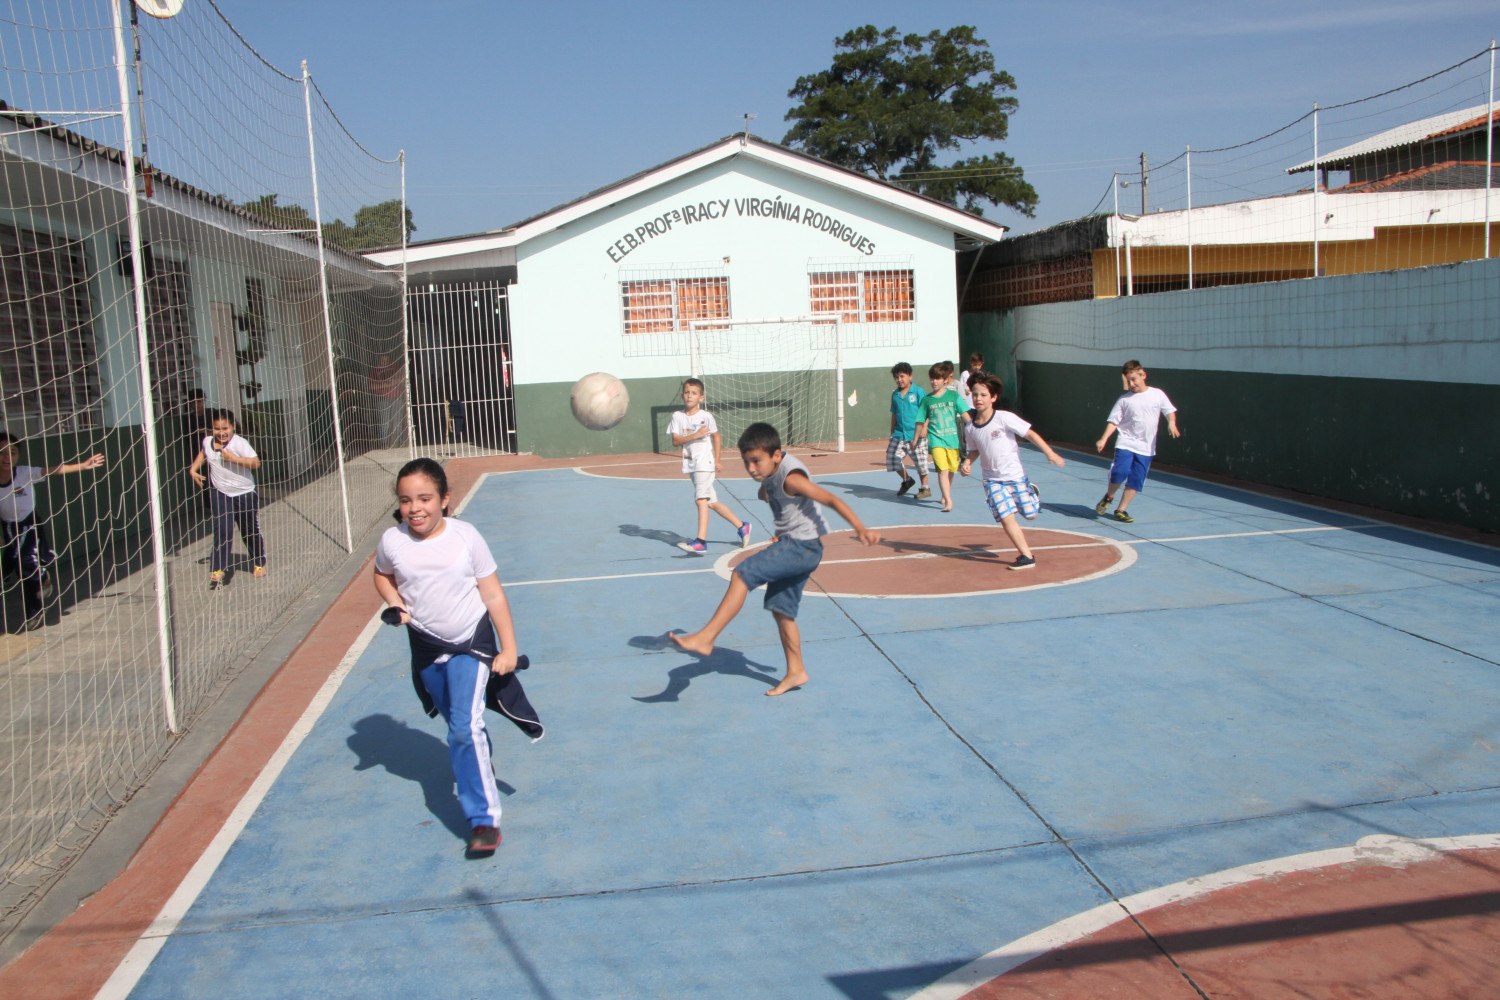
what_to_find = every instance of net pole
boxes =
[1486,41,1495,259]
[689,325,701,380]
[302,60,354,552]
[1312,104,1321,276]
[834,318,844,453]
[400,149,414,454]
[111,0,178,733]
[1185,144,1193,290]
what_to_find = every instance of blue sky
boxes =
[215,0,1498,242]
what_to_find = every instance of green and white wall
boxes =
[505,154,969,456]
[998,256,1500,533]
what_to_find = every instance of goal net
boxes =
[689,318,844,454]
[0,0,407,931]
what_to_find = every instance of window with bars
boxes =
[809,268,916,323]
[144,256,196,417]
[621,276,730,334]
[0,221,101,434]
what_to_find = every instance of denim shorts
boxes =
[734,536,823,619]
[1109,449,1153,491]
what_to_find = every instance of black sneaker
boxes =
[467,825,501,855]
[39,573,54,602]
[1008,555,1037,571]
[1094,496,1112,516]
[896,477,915,497]
[1112,509,1134,524]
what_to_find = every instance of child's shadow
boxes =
[348,713,512,842]
[619,524,698,554]
[628,633,778,701]
[1049,503,1107,522]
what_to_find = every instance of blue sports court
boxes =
[17,442,1500,999]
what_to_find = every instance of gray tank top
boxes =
[764,453,829,541]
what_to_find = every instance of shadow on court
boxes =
[820,479,937,508]
[627,634,779,701]
[618,523,698,553]
[879,537,1005,562]
[1047,502,1114,522]
[348,713,485,842]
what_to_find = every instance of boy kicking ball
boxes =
[670,422,879,696]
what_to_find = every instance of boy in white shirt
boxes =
[1094,360,1181,524]
[667,378,750,554]
[960,376,1065,571]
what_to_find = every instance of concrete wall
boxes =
[998,257,1500,532]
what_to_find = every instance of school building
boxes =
[366,134,1009,457]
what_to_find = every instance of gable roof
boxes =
[1287,103,1498,174]
[369,135,1008,266]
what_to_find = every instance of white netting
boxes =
[0,0,409,933]
[970,44,1498,309]
[1111,47,1497,293]
[689,318,843,453]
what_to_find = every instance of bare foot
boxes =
[668,630,713,657]
[765,669,808,696]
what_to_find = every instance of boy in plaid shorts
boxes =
[959,375,1065,571]
[887,362,931,499]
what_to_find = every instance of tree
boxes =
[239,195,415,252]
[783,25,1038,218]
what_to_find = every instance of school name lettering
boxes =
[605,195,877,262]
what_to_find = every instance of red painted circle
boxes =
[722,525,1131,597]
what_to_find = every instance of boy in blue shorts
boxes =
[1094,359,1180,524]
[960,376,1065,570]
[670,422,879,696]
[887,362,931,499]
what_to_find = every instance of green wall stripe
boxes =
[517,367,909,458]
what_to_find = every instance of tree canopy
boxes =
[783,25,1037,219]
[239,194,415,252]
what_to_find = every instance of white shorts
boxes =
[690,471,718,503]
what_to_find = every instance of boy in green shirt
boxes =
[914,361,971,513]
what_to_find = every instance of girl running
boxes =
[372,457,520,856]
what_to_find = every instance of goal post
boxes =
[687,316,844,454]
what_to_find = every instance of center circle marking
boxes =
[713,524,1135,598]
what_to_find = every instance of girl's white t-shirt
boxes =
[965,410,1033,482]
[0,466,44,523]
[202,434,258,496]
[374,517,497,643]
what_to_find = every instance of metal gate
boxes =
[406,280,516,456]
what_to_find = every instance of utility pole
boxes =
[1139,152,1149,215]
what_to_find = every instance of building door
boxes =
[406,280,515,456]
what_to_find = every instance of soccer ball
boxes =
[570,372,629,431]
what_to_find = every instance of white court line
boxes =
[94,613,386,1000]
[908,832,1500,1000]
